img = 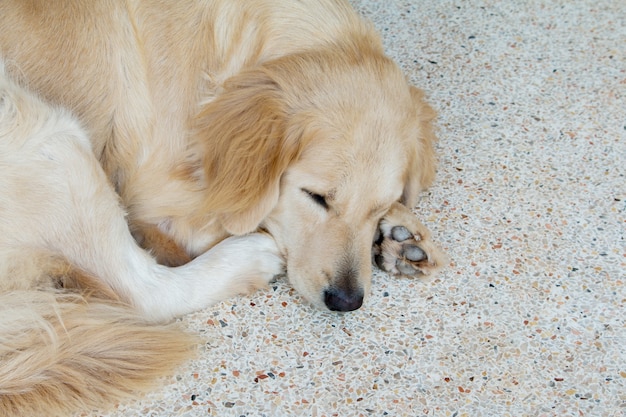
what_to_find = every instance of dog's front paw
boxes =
[247,233,287,284]
[216,232,285,289]
[372,202,445,277]
[180,233,285,310]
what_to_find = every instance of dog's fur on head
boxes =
[0,0,441,415]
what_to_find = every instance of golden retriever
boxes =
[0,0,444,415]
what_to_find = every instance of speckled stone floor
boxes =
[97,1,625,416]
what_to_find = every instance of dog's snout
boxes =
[324,287,363,312]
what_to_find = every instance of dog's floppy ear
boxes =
[401,86,438,208]
[193,68,303,235]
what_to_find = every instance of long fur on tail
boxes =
[0,290,198,417]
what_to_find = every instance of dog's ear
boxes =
[401,86,438,208]
[193,68,303,235]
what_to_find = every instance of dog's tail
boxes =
[0,288,197,417]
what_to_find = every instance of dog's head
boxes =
[196,41,437,311]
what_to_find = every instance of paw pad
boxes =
[372,203,444,278]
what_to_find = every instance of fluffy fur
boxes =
[0,0,442,415]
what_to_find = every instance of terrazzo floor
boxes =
[98,1,625,416]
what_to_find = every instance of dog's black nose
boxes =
[324,288,363,312]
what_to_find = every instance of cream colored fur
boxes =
[0,0,439,415]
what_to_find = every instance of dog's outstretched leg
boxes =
[372,202,445,278]
[0,66,284,323]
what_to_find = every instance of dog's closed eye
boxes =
[302,189,329,210]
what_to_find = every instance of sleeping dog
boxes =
[0,0,444,415]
